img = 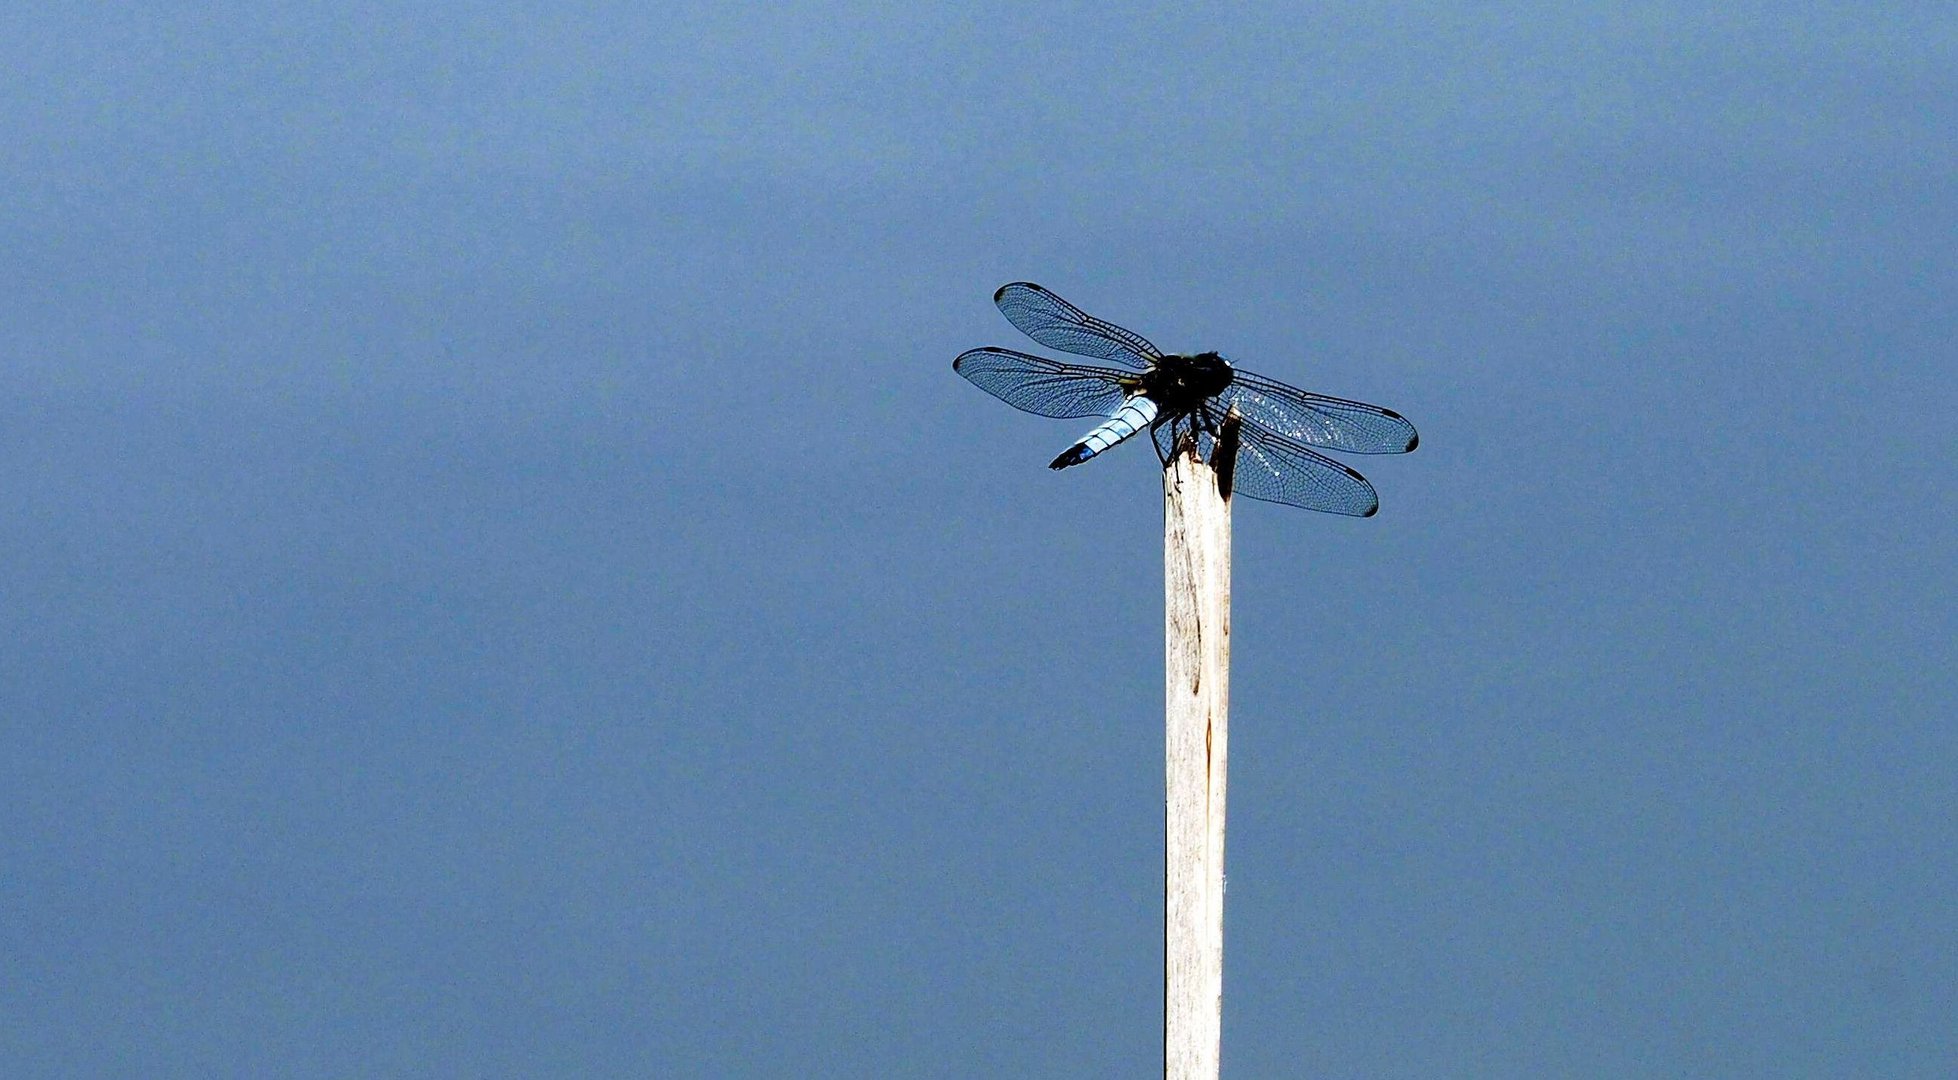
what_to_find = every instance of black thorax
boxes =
[1139,352,1233,413]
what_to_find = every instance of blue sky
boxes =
[2,3,1954,1075]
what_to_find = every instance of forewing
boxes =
[1221,369,1419,454]
[953,347,1132,419]
[993,282,1161,371]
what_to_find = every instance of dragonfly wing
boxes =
[953,347,1134,418]
[993,282,1161,371]
[1222,369,1418,454]
[1212,406,1381,516]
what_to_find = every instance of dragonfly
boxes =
[953,282,1418,516]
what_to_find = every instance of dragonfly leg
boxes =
[1151,414,1186,464]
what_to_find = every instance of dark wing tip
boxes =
[994,281,1044,301]
[951,347,998,372]
[1367,405,1419,452]
[1341,462,1381,516]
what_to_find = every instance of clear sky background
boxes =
[3,3,1954,1076]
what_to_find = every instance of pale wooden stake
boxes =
[1162,426,1233,1079]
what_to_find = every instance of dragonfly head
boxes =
[1187,351,1233,384]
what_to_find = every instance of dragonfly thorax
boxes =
[1140,351,1234,411]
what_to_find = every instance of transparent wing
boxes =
[952,348,1134,419]
[993,282,1161,371]
[1220,368,1419,454]
[1231,420,1380,516]
[1151,407,1381,517]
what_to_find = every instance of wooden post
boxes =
[1162,425,1233,1079]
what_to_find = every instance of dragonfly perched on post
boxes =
[953,283,1419,516]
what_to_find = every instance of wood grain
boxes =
[1163,436,1231,1079]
